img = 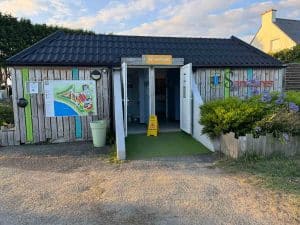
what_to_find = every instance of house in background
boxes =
[251,9,300,53]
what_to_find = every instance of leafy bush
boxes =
[200,97,267,138]
[272,44,300,63]
[200,91,300,138]
[0,102,14,125]
[255,109,300,137]
[286,91,300,106]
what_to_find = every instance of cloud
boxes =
[1,0,300,42]
[0,0,47,16]
[51,0,159,30]
[118,0,300,42]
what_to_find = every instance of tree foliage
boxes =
[0,13,93,85]
[272,44,300,63]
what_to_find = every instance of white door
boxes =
[180,63,192,134]
[121,62,128,136]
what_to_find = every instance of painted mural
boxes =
[44,80,97,117]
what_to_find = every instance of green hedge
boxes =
[272,45,300,63]
[200,91,300,138]
[0,102,14,125]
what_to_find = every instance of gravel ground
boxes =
[0,142,298,225]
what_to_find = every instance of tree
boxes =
[272,45,300,63]
[0,13,93,87]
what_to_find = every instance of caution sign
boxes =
[147,115,159,136]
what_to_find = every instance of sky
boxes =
[0,0,300,42]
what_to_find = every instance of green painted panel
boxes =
[224,68,230,99]
[21,68,33,143]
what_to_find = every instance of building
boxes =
[251,9,300,53]
[5,31,283,159]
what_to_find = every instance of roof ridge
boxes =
[7,30,64,62]
[65,32,231,40]
[276,18,300,22]
[230,36,282,64]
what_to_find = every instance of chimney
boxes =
[262,9,277,24]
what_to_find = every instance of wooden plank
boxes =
[7,131,14,146]
[205,69,210,102]
[219,69,224,100]
[1,131,8,146]
[224,68,230,99]
[103,68,110,119]
[278,68,284,92]
[79,69,87,140]
[10,68,21,145]
[261,69,266,92]
[21,68,33,143]
[72,68,82,140]
[107,69,111,126]
[29,69,39,143]
[15,69,26,143]
[54,69,64,138]
[84,69,92,140]
[67,69,76,142]
[92,68,100,121]
[35,69,46,142]
[200,70,206,101]
[60,70,70,142]
[48,69,58,140]
[42,69,51,139]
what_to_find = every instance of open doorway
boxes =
[127,68,149,134]
[155,68,180,132]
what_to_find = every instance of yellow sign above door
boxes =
[143,55,173,65]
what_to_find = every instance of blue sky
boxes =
[1,0,300,42]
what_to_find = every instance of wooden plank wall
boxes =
[220,132,300,159]
[284,63,300,91]
[194,68,283,102]
[7,67,111,145]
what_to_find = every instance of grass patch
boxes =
[126,131,211,160]
[217,154,300,195]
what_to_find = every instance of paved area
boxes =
[0,142,298,225]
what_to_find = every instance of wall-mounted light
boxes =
[90,68,108,81]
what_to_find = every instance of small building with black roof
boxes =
[5,31,284,158]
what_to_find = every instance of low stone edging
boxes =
[219,132,300,158]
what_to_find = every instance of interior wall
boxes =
[127,69,139,123]
[127,68,149,124]
[155,68,180,121]
[166,69,180,121]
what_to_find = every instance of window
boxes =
[270,39,280,52]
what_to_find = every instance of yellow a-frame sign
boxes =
[147,115,159,136]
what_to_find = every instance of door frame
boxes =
[123,64,191,134]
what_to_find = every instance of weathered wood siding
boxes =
[220,132,300,158]
[193,68,284,102]
[284,63,300,91]
[7,67,111,145]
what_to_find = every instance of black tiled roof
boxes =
[275,18,300,44]
[7,31,283,67]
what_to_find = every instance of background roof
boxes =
[7,31,282,68]
[275,18,300,44]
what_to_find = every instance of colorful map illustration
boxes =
[44,80,97,117]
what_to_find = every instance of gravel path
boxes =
[0,143,298,225]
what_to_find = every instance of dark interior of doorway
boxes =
[127,68,149,134]
[155,68,180,131]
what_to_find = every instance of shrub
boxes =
[200,91,300,138]
[285,91,300,106]
[255,109,300,137]
[272,44,300,63]
[200,97,267,138]
[0,102,14,125]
